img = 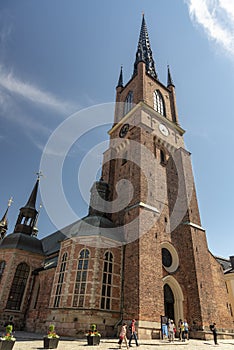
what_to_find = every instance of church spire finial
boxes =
[133,14,157,80]
[0,197,13,239]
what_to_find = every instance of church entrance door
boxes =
[164,283,175,320]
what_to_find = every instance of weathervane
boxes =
[36,171,44,180]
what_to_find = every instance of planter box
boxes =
[86,335,100,345]
[43,337,59,349]
[0,340,15,350]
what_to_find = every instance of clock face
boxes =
[119,123,129,138]
[159,123,169,137]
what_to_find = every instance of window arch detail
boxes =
[73,248,90,308]
[6,262,30,310]
[101,251,113,310]
[54,252,68,308]
[124,91,133,115]
[154,90,165,116]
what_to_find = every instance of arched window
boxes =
[154,90,165,116]
[101,251,113,310]
[160,149,165,164]
[6,262,30,310]
[0,261,6,282]
[124,91,133,115]
[54,252,68,307]
[73,249,90,308]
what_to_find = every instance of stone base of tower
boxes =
[137,321,161,339]
[190,330,234,340]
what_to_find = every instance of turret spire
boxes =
[133,14,157,80]
[167,65,175,87]
[14,173,41,236]
[117,66,123,88]
[32,203,42,237]
[0,197,13,239]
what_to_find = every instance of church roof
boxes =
[133,14,157,80]
[41,230,67,256]
[215,255,232,272]
[0,232,44,255]
[41,215,123,256]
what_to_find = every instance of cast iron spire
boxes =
[133,14,157,80]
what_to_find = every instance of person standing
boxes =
[178,319,183,341]
[183,319,189,341]
[129,319,139,347]
[161,316,168,339]
[210,322,218,345]
[168,320,175,343]
[118,323,129,349]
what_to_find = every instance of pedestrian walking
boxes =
[118,323,129,349]
[128,319,139,347]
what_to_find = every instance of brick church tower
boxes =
[101,14,233,338]
[0,15,232,339]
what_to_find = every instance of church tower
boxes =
[101,14,232,337]
[0,176,44,330]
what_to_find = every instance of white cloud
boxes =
[0,65,77,114]
[185,0,234,57]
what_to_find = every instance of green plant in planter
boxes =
[47,324,60,339]
[43,324,60,349]
[86,324,101,345]
[0,325,16,350]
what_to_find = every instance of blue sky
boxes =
[1,0,234,258]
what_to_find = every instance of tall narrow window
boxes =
[6,262,30,310]
[160,149,165,164]
[73,249,90,308]
[54,252,67,308]
[0,261,6,282]
[101,251,113,310]
[124,91,133,115]
[154,90,165,116]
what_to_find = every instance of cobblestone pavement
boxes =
[9,332,234,350]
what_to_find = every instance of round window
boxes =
[161,242,179,273]
[162,248,172,267]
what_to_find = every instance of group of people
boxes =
[118,318,218,347]
[162,318,189,342]
[118,319,139,349]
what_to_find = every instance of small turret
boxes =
[14,174,41,236]
[88,178,109,217]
